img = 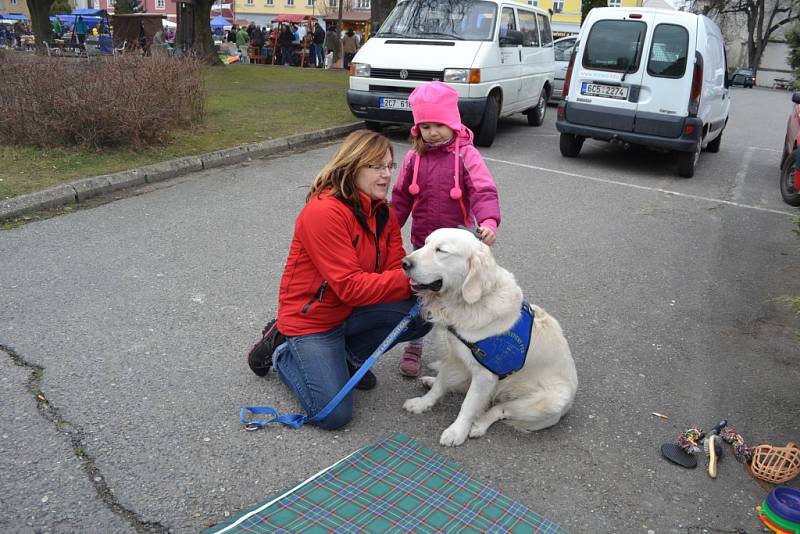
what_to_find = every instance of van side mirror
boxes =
[500,30,523,47]
[792,92,800,104]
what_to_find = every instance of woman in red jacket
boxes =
[256,130,431,430]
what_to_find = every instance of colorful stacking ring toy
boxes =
[757,487,800,533]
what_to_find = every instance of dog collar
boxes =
[447,301,534,379]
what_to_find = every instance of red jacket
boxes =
[277,189,412,336]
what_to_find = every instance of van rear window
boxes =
[647,24,689,78]
[582,20,646,72]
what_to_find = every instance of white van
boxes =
[346,0,556,147]
[555,8,730,177]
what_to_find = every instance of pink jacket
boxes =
[391,127,501,249]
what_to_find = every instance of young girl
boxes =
[391,81,501,377]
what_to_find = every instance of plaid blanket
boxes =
[207,432,566,533]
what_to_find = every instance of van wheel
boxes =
[705,130,722,153]
[676,144,700,178]
[527,88,547,126]
[559,133,584,157]
[475,95,499,147]
[365,121,382,132]
[780,151,800,206]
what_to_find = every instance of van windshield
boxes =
[377,0,498,41]
[582,20,646,72]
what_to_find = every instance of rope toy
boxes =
[679,424,753,462]
[720,426,753,464]
[679,427,705,455]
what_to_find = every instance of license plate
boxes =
[379,98,411,110]
[581,82,629,100]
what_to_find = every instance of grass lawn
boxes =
[0,65,355,199]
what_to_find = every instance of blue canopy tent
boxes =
[210,15,231,36]
[0,13,28,20]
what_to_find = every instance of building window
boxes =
[552,0,564,12]
[265,0,273,5]
[356,0,369,8]
[328,0,336,6]
[528,0,538,6]
[9,0,17,4]
[286,0,294,5]
[156,0,165,9]
[608,0,621,6]
[306,0,314,6]
[246,0,253,5]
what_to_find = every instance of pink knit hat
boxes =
[409,81,463,136]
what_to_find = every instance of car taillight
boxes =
[688,53,703,117]
[795,167,800,191]
[562,49,577,99]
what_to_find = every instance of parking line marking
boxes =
[484,157,796,216]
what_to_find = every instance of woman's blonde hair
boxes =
[307,130,394,205]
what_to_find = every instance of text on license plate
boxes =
[379,98,411,110]
[580,82,629,100]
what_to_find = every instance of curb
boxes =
[0,122,363,222]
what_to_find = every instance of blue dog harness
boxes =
[447,301,534,379]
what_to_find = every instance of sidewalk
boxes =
[0,122,362,222]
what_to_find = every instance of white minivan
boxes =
[556,8,730,177]
[347,0,556,147]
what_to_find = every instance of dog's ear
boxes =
[461,246,492,304]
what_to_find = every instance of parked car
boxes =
[556,7,730,178]
[550,35,577,103]
[730,68,755,88]
[779,92,800,206]
[347,0,556,147]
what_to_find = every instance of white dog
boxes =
[402,228,578,447]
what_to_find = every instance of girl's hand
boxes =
[477,227,496,246]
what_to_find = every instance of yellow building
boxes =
[518,0,646,37]
[0,0,30,18]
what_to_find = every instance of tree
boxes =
[174,0,222,65]
[692,0,800,73]
[113,0,143,14]
[25,0,55,47]
[49,0,70,15]
[581,0,607,25]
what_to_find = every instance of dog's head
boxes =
[402,228,495,304]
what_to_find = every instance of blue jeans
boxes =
[274,298,431,430]
[311,42,323,66]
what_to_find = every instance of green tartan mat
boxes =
[207,432,567,533]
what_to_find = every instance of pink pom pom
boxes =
[450,187,462,200]
[409,183,420,195]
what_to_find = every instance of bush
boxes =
[0,52,206,148]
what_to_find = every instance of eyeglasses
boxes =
[366,163,398,172]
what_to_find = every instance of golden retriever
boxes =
[401,228,578,447]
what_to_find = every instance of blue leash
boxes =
[240,303,420,430]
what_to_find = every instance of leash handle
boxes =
[241,304,421,430]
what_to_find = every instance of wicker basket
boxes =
[750,442,800,485]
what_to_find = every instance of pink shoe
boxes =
[399,345,423,377]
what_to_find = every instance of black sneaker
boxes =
[347,361,377,390]
[246,319,285,377]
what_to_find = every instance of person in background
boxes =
[311,20,325,68]
[341,27,359,70]
[227,26,237,43]
[51,16,63,39]
[248,130,432,430]
[236,25,250,64]
[324,23,341,68]
[278,24,293,66]
[75,16,87,45]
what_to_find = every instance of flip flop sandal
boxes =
[661,442,698,468]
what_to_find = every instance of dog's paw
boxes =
[403,397,432,414]
[419,376,436,389]
[440,425,468,447]
[469,420,489,438]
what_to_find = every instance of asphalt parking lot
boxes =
[1,86,798,533]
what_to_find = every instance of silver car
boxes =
[550,36,577,103]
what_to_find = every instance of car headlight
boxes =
[352,63,371,77]
[443,68,481,84]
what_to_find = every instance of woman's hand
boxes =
[477,227,496,246]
